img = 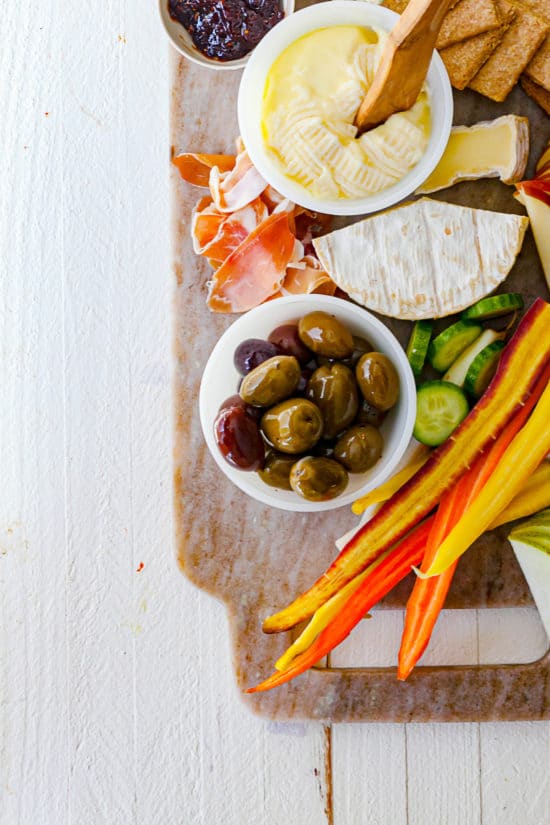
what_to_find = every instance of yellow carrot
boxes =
[424,382,550,577]
[490,461,550,528]
[275,549,392,671]
[352,445,430,515]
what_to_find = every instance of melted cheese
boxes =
[261,26,431,201]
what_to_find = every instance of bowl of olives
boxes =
[199,295,416,512]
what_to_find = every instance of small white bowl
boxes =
[238,1,453,215]
[199,295,416,512]
[159,0,295,71]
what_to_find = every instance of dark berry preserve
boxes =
[169,0,284,61]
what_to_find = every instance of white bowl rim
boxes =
[158,0,296,71]
[199,295,417,512]
[238,1,453,214]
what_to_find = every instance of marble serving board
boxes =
[171,36,550,721]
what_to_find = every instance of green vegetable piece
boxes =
[463,341,505,398]
[461,293,524,321]
[428,320,483,373]
[406,320,433,379]
[509,508,550,556]
[443,329,503,387]
[413,380,470,447]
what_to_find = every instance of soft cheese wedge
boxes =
[313,198,528,320]
[417,115,529,194]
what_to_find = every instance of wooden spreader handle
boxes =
[355,0,454,134]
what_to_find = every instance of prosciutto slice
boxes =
[193,197,269,261]
[210,150,267,213]
[207,212,295,312]
[172,153,235,187]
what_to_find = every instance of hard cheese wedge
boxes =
[521,192,550,290]
[312,198,528,320]
[417,115,529,194]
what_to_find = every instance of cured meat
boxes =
[175,139,335,311]
[282,255,337,296]
[210,150,267,213]
[172,153,235,187]
[208,212,296,312]
[193,197,268,260]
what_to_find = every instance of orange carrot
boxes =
[397,361,550,680]
[247,518,433,694]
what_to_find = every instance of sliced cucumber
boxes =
[413,381,470,447]
[463,341,505,398]
[406,320,433,379]
[461,293,524,321]
[428,320,483,373]
[443,329,504,386]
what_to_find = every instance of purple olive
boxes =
[218,394,261,420]
[268,324,311,365]
[233,338,281,376]
[214,405,265,471]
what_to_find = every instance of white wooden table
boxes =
[1,3,549,823]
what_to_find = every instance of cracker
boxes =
[383,0,461,17]
[525,36,550,91]
[469,0,549,101]
[521,73,550,112]
[517,0,550,91]
[440,27,508,89]
[513,0,550,20]
[437,0,501,50]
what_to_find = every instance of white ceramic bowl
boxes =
[199,295,416,512]
[159,0,295,70]
[238,1,453,215]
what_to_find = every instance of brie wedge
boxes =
[417,115,529,194]
[313,198,529,320]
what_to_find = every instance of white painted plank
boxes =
[0,3,69,823]
[332,723,407,825]
[479,722,550,825]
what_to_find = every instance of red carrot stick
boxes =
[247,518,433,693]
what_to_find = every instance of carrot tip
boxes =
[411,564,430,580]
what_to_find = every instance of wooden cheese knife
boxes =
[355,0,454,134]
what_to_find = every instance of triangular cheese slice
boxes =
[313,198,528,320]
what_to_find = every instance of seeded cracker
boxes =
[519,0,550,92]
[383,0,495,50]
[469,0,549,101]
[521,73,550,112]
[440,27,509,90]
[437,0,501,50]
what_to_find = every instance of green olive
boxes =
[261,398,323,454]
[290,457,348,501]
[298,311,354,359]
[334,425,384,473]
[306,363,359,439]
[355,352,400,411]
[355,399,387,428]
[257,451,297,490]
[342,336,374,369]
[240,355,300,407]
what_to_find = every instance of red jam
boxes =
[169,0,284,61]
